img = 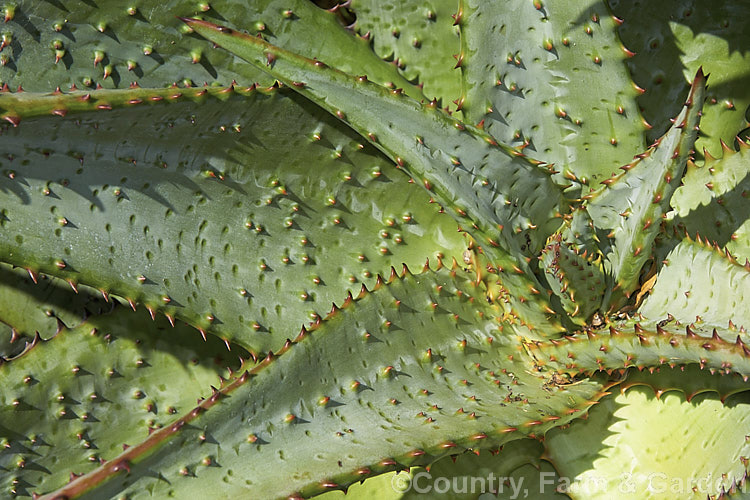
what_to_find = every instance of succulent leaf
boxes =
[348,0,462,109]
[0,0,417,95]
[458,0,648,187]
[0,0,747,497]
[0,85,465,353]
[185,18,580,340]
[0,305,243,496]
[584,69,706,309]
[545,371,750,499]
[610,0,750,158]
[540,234,607,326]
[622,364,750,402]
[320,438,567,500]
[402,439,567,500]
[42,267,608,500]
[670,140,750,262]
[184,18,567,259]
[528,318,750,377]
[0,263,108,358]
[639,238,750,331]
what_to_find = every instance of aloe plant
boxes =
[0,0,749,498]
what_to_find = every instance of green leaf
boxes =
[0,305,243,497]
[584,70,706,308]
[400,440,567,500]
[320,439,565,500]
[40,267,607,500]
[349,0,462,109]
[184,18,567,257]
[458,0,648,186]
[545,369,750,499]
[540,233,606,325]
[184,18,575,339]
[0,85,466,354]
[0,0,418,95]
[0,263,108,359]
[622,364,750,402]
[610,0,750,159]
[0,2,747,498]
[527,318,750,377]
[639,238,750,331]
[669,141,750,263]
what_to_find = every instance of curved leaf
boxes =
[41,267,608,500]
[0,306,242,497]
[670,141,750,263]
[320,439,566,500]
[0,263,109,359]
[458,0,648,186]
[640,238,750,331]
[0,85,466,354]
[0,0,418,95]
[185,18,574,339]
[585,70,705,307]
[349,0,462,108]
[527,319,750,377]
[610,0,750,159]
[545,371,750,499]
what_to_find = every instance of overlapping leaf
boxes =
[584,70,705,307]
[0,0,417,94]
[0,85,466,354]
[669,142,750,263]
[38,267,608,499]
[0,305,243,497]
[349,0,462,108]
[185,17,574,339]
[458,0,648,186]
[0,263,109,358]
[640,238,750,332]
[0,0,747,498]
[545,369,750,499]
[610,0,750,159]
